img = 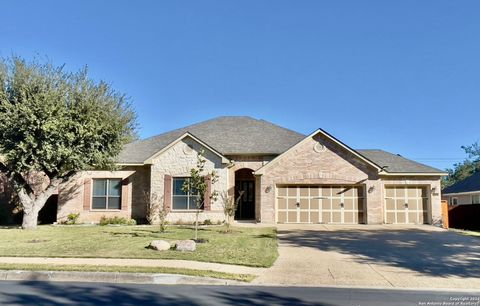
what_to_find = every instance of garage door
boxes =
[384,186,429,224]
[276,185,365,224]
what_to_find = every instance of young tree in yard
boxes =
[182,150,218,241]
[220,190,244,233]
[0,56,137,229]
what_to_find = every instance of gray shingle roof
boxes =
[443,172,480,194]
[356,149,445,174]
[117,116,444,175]
[117,116,305,163]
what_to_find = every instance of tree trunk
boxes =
[17,180,61,230]
[195,209,199,241]
[22,207,40,230]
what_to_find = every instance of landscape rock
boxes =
[175,240,196,252]
[149,240,171,251]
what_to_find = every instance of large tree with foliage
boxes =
[442,142,480,189]
[0,56,137,229]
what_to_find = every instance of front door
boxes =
[235,180,255,220]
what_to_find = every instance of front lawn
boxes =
[0,225,278,267]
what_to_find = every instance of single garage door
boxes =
[276,185,365,224]
[384,186,429,224]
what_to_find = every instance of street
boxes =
[0,281,478,306]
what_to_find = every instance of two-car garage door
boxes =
[276,185,365,224]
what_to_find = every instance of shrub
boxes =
[66,213,80,225]
[99,216,136,226]
[203,219,213,225]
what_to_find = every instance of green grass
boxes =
[450,228,480,238]
[0,225,278,267]
[0,263,255,282]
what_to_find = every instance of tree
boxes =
[220,190,244,233]
[0,56,137,229]
[442,142,480,189]
[182,150,218,241]
[144,191,168,232]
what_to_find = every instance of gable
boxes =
[256,131,379,183]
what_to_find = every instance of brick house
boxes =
[50,116,446,225]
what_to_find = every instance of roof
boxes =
[356,149,445,174]
[443,172,480,194]
[116,116,445,175]
[117,116,305,164]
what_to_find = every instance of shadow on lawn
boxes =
[0,280,326,306]
[279,228,480,278]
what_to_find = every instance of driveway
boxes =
[254,224,480,289]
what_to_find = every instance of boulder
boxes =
[149,240,171,251]
[175,240,196,252]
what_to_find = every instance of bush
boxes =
[203,219,213,225]
[99,216,136,226]
[66,213,80,225]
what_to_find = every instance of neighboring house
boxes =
[13,116,449,225]
[442,172,480,205]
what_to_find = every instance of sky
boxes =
[1,0,479,170]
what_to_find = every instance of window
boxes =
[472,195,480,204]
[450,197,458,205]
[172,177,201,210]
[92,179,122,210]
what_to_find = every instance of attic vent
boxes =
[314,142,326,153]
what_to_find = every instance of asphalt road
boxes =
[0,281,479,306]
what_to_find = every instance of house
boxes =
[53,116,446,225]
[442,172,480,205]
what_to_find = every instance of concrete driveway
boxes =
[254,224,480,289]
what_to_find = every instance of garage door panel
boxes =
[278,211,287,223]
[299,187,309,197]
[287,211,296,223]
[300,212,309,223]
[310,187,319,197]
[299,198,309,209]
[407,187,418,198]
[288,186,297,197]
[310,211,319,223]
[322,211,330,223]
[332,198,342,209]
[344,187,355,197]
[397,212,406,223]
[278,198,287,210]
[277,187,286,197]
[408,211,417,224]
[321,199,331,210]
[331,187,343,197]
[385,187,395,197]
[407,199,418,210]
[332,211,341,223]
[287,199,297,209]
[344,212,353,223]
[344,199,354,210]
[385,199,395,210]
[395,199,405,210]
[386,212,395,223]
[311,199,319,210]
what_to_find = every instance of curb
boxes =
[0,270,244,286]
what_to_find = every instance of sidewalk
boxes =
[0,257,265,276]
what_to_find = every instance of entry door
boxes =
[235,181,255,220]
[384,186,429,224]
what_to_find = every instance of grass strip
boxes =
[0,263,256,282]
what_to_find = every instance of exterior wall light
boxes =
[265,186,272,193]
[368,186,375,194]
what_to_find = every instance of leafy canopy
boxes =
[0,56,137,181]
[442,142,480,189]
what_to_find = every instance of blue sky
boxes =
[1,0,479,170]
